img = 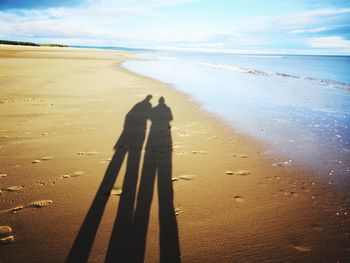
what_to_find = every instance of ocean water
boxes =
[71,45,154,52]
[122,52,350,186]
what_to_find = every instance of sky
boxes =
[0,0,350,54]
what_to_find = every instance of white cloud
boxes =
[0,1,350,54]
[276,8,350,28]
[0,0,198,40]
[87,0,197,7]
[289,26,330,34]
[306,36,350,53]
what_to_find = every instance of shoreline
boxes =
[121,53,350,188]
[0,46,349,262]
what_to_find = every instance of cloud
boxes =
[289,27,330,34]
[0,0,350,54]
[0,0,201,47]
[306,36,350,49]
[278,8,350,27]
[190,8,350,51]
[266,7,350,35]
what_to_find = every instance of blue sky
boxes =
[0,0,349,54]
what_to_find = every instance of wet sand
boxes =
[0,45,349,262]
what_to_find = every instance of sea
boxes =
[120,51,350,187]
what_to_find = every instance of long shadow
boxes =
[66,95,152,263]
[105,97,181,263]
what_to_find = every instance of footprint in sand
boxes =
[276,190,297,197]
[110,187,122,196]
[71,171,84,177]
[289,236,312,252]
[226,170,251,176]
[41,156,54,161]
[10,200,53,213]
[192,150,207,154]
[0,226,12,237]
[206,136,218,140]
[60,171,84,179]
[310,224,323,232]
[233,196,245,203]
[100,159,111,164]
[277,189,290,196]
[5,186,23,192]
[174,205,183,215]
[178,174,197,180]
[78,151,99,156]
[30,200,53,208]
[11,206,24,213]
[290,192,298,197]
[293,245,312,252]
[273,160,292,167]
[301,186,310,193]
[172,143,183,149]
[0,226,14,244]
[86,151,99,155]
[290,182,297,189]
[231,154,249,158]
[177,132,189,138]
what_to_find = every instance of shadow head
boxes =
[159,96,165,104]
[145,94,152,101]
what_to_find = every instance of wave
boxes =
[179,59,350,92]
[234,55,285,59]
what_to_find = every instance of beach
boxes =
[0,45,349,262]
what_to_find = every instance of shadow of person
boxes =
[66,95,152,263]
[107,96,181,263]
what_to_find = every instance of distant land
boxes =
[0,39,68,47]
[0,40,154,52]
[71,45,155,52]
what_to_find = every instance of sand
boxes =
[0,45,349,262]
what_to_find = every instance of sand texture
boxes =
[0,46,349,262]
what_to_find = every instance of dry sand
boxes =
[0,45,349,262]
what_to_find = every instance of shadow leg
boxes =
[105,147,143,262]
[66,149,126,263]
[130,152,157,263]
[158,153,181,263]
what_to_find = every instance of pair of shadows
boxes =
[66,96,181,263]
